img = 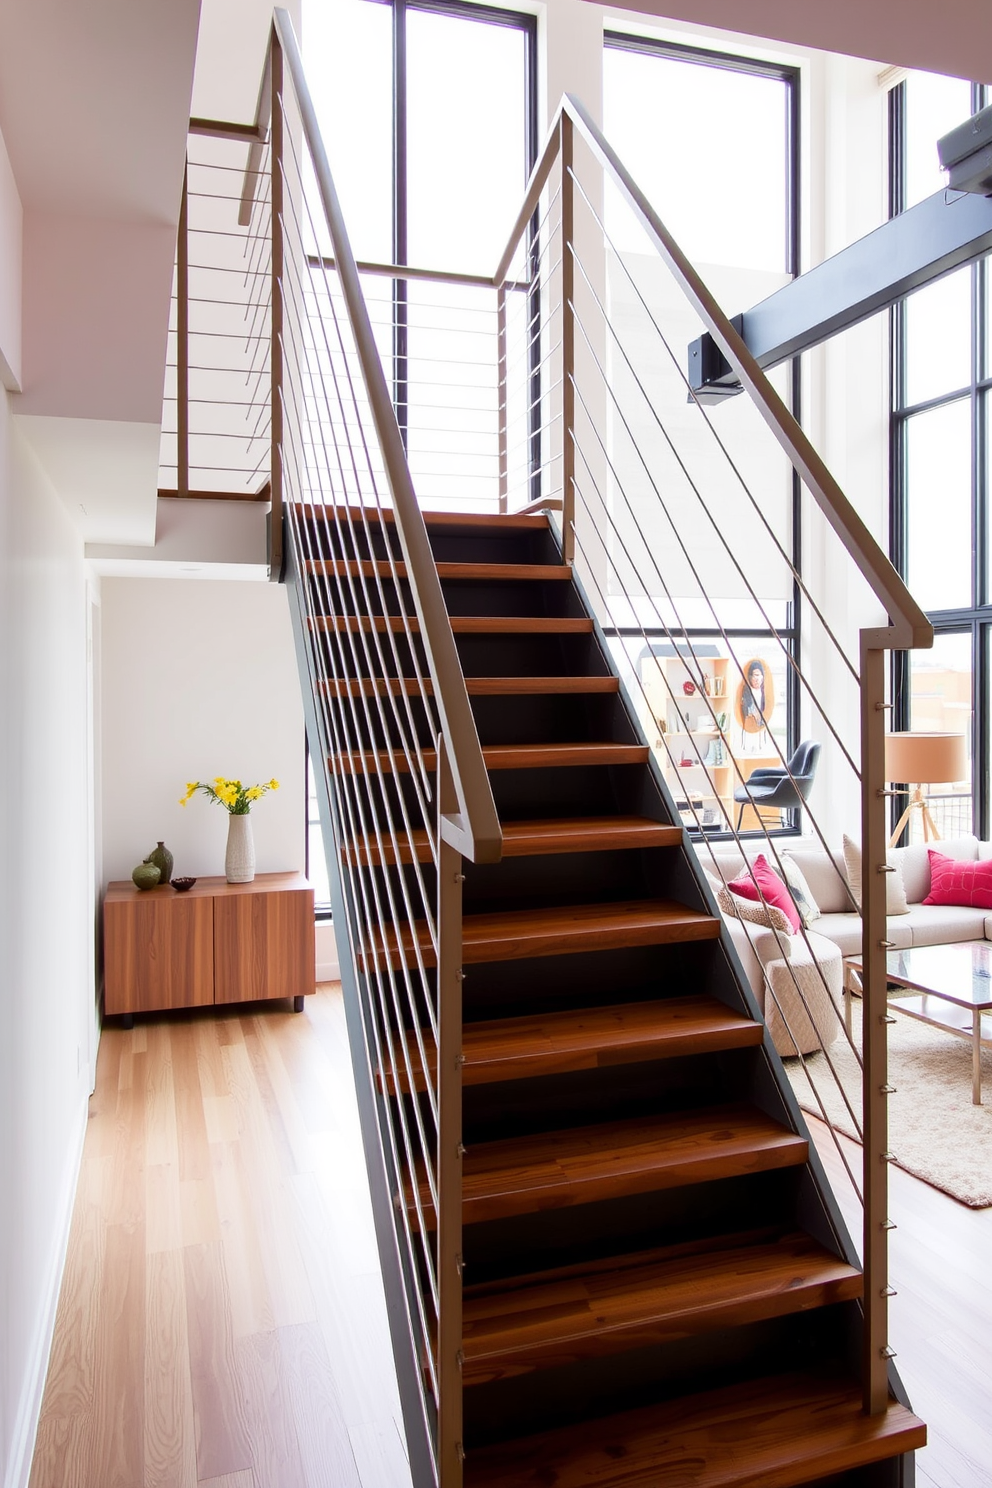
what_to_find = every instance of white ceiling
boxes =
[0,0,200,218]
[604,0,990,80]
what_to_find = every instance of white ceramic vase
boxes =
[225,812,255,883]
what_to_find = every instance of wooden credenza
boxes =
[103,872,315,1025]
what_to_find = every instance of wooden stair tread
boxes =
[305,558,572,581]
[463,1371,926,1488]
[349,815,681,865]
[320,674,617,698]
[367,898,721,969]
[328,742,651,776]
[295,503,548,531]
[309,614,594,634]
[383,995,764,1092]
[409,1104,807,1229]
[460,1232,862,1384]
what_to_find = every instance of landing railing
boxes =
[175,16,931,1479]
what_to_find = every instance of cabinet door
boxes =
[213,887,315,1005]
[104,892,214,1016]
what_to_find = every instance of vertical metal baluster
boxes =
[861,638,891,1414]
[177,162,190,500]
[436,734,464,1486]
[497,282,508,515]
[560,114,575,564]
[270,36,285,581]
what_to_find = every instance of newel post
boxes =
[269,32,285,581]
[436,736,465,1487]
[860,634,892,1414]
[560,112,576,565]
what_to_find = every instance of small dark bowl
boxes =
[172,877,197,893]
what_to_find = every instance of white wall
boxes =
[100,578,307,886]
[0,392,98,1488]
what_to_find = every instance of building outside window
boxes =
[890,72,986,840]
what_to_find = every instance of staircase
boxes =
[180,14,934,1483]
[286,500,925,1486]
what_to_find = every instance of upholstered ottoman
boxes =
[761,930,843,1058]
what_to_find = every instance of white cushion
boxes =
[905,904,988,946]
[813,910,913,957]
[842,835,909,915]
[780,845,853,914]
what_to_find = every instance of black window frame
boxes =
[386,0,538,452]
[888,77,990,841]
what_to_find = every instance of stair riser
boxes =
[459,940,732,1023]
[462,1271,863,1386]
[314,683,635,756]
[296,517,558,569]
[462,1308,850,1451]
[454,1048,766,1145]
[314,628,614,681]
[459,1171,809,1288]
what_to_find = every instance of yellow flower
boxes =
[246,786,262,801]
[268,779,280,790]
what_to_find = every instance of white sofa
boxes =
[699,833,992,1058]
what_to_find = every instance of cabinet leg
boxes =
[120,1013,135,1030]
[293,995,305,1013]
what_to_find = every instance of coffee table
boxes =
[845,942,992,1105]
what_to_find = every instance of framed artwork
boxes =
[734,657,774,736]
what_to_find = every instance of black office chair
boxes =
[734,740,821,832]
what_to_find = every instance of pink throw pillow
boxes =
[923,851,992,909]
[727,853,801,933]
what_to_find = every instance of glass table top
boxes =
[852,941,992,1010]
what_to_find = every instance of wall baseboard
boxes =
[315,920,339,984]
[4,1090,89,1488]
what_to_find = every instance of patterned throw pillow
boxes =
[715,883,794,936]
[726,854,801,933]
[780,852,822,928]
[923,850,992,908]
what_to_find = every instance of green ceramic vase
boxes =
[132,862,161,891]
[145,841,174,884]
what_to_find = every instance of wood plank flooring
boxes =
[29,987,992,1488]
[29,988,412,1488]
[809,1116,992,1488]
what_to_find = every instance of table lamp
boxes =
[885,731,967,846]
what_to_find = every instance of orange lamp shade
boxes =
[885,731,967,786]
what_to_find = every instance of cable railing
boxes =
[264,16,500,1488]
[160,137,273,500]
[492,96,932,1419]
[174,19,931,1480]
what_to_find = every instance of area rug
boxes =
[785,999,992,1208]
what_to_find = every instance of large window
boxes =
[890,73,988,839]
[306,0,536,272]
[603,35,801,835]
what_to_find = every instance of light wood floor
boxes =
[29,986,412,1488]
[29,988,992,1488]
[811,1118,992,1488]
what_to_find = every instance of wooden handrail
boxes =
[271,8,502,867]
[494,94,933,652]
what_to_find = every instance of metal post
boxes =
[436,735,464,1486]
[269,36,285,581]
[860,638,891,1414]
[497,282,508,514]
[177,162,190,499]
[560,114,575,565]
